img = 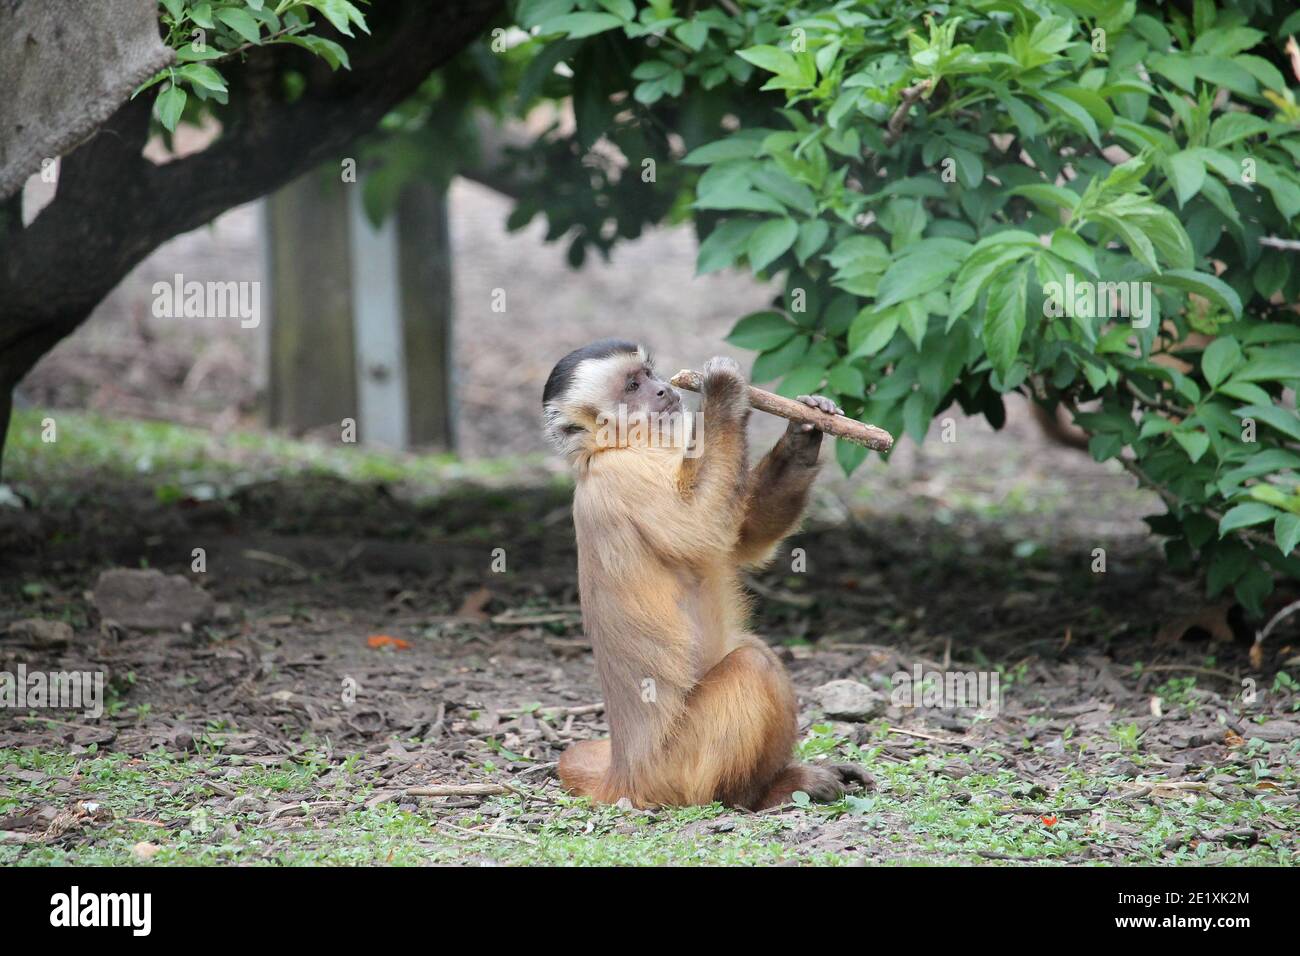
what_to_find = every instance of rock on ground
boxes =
[813,679,887,721]
[92,569,213,631]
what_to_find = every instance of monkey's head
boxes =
[542,339,682,460]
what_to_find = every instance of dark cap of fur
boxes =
[542,339,641,409]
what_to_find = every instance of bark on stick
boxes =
[669,369,894,451]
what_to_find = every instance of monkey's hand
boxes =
[700,355,750,421]
[782,394,844,466]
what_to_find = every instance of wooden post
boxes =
[263,166,455,451]
[347,180,409,449]
[264,168,358,434]
[397,179,455,450]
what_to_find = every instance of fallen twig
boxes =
[436,820,538,846]
[405,783,513,799]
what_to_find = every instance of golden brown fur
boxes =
[547,349,858,810]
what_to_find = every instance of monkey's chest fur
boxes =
[572,454,748,728]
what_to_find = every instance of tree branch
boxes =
[884,80,932,146]
[0,0,502,407]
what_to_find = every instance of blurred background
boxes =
[15,142,1142,538]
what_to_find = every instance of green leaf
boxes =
[898,299,928,350]
[1049,229,1098,276]
[948,233,1038,317]
[154,83,187,132]
[306,0,369,36]
[750,167,816,215]
[1233,404,1300,442]
[694,180,785,214]
[696,219,758,275]
[836,437,869,475]
[746,218,798,273]
[1201,336,1242,389]
[1235,561,1273,617]
[1173,429,1210,463]
[177,63,227,94]
[848,306,899,358]
[950,147,984,189]
[1210,112,1270,148]
[1144,270,1242,319]
[982,263,1028,376]
[828,364,866,398]
[1217,380,1272,405]
[1219,502,1281,537]
[794,220,829,265]
[1031,89,1100,146]
[726,311,797,350]
[674,19,709,51]
[538,12,623,39]
[902,390,930,443]
[1167,150,1206,207]
[518,0,576,30]
[1276,514,1300,557]
[596,0,635,19]
[1009,183,1079,215]
[189,2,215,28]
[778,364,827,398]
[215,7,262,43]
[752,335,810,382]
[875,254,961,310]
[736,45,801,78]
[1230,346,1300,383]
[681,138,763,165]
[1094,212,1159,272]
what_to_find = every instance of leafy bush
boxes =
[142,1,367,132]
[503,0,1300,616]
[145,0,1300,616]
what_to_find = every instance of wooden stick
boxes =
[669,369,894,451]
[405,783,513,798]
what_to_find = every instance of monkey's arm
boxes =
[676,356,751,514]
[733,396,838,567]
[621,357,752,566]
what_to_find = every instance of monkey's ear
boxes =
[543,403,591,458]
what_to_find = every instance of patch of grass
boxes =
[4,407,556,497]
[0,749,838,866]
[2,736,1294,866]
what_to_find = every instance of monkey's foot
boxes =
[754,761,874,810]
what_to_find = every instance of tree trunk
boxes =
[266,168,359,434]
[398,181,456,450]
[0,0,501,476]
[0,383,11,484]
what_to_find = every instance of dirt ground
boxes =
[3,179,1298,865]
[1,442,1297,864]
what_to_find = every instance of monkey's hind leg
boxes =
[557,739,611,799]
[631,637,800,809]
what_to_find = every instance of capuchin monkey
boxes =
[542,339,869,809]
